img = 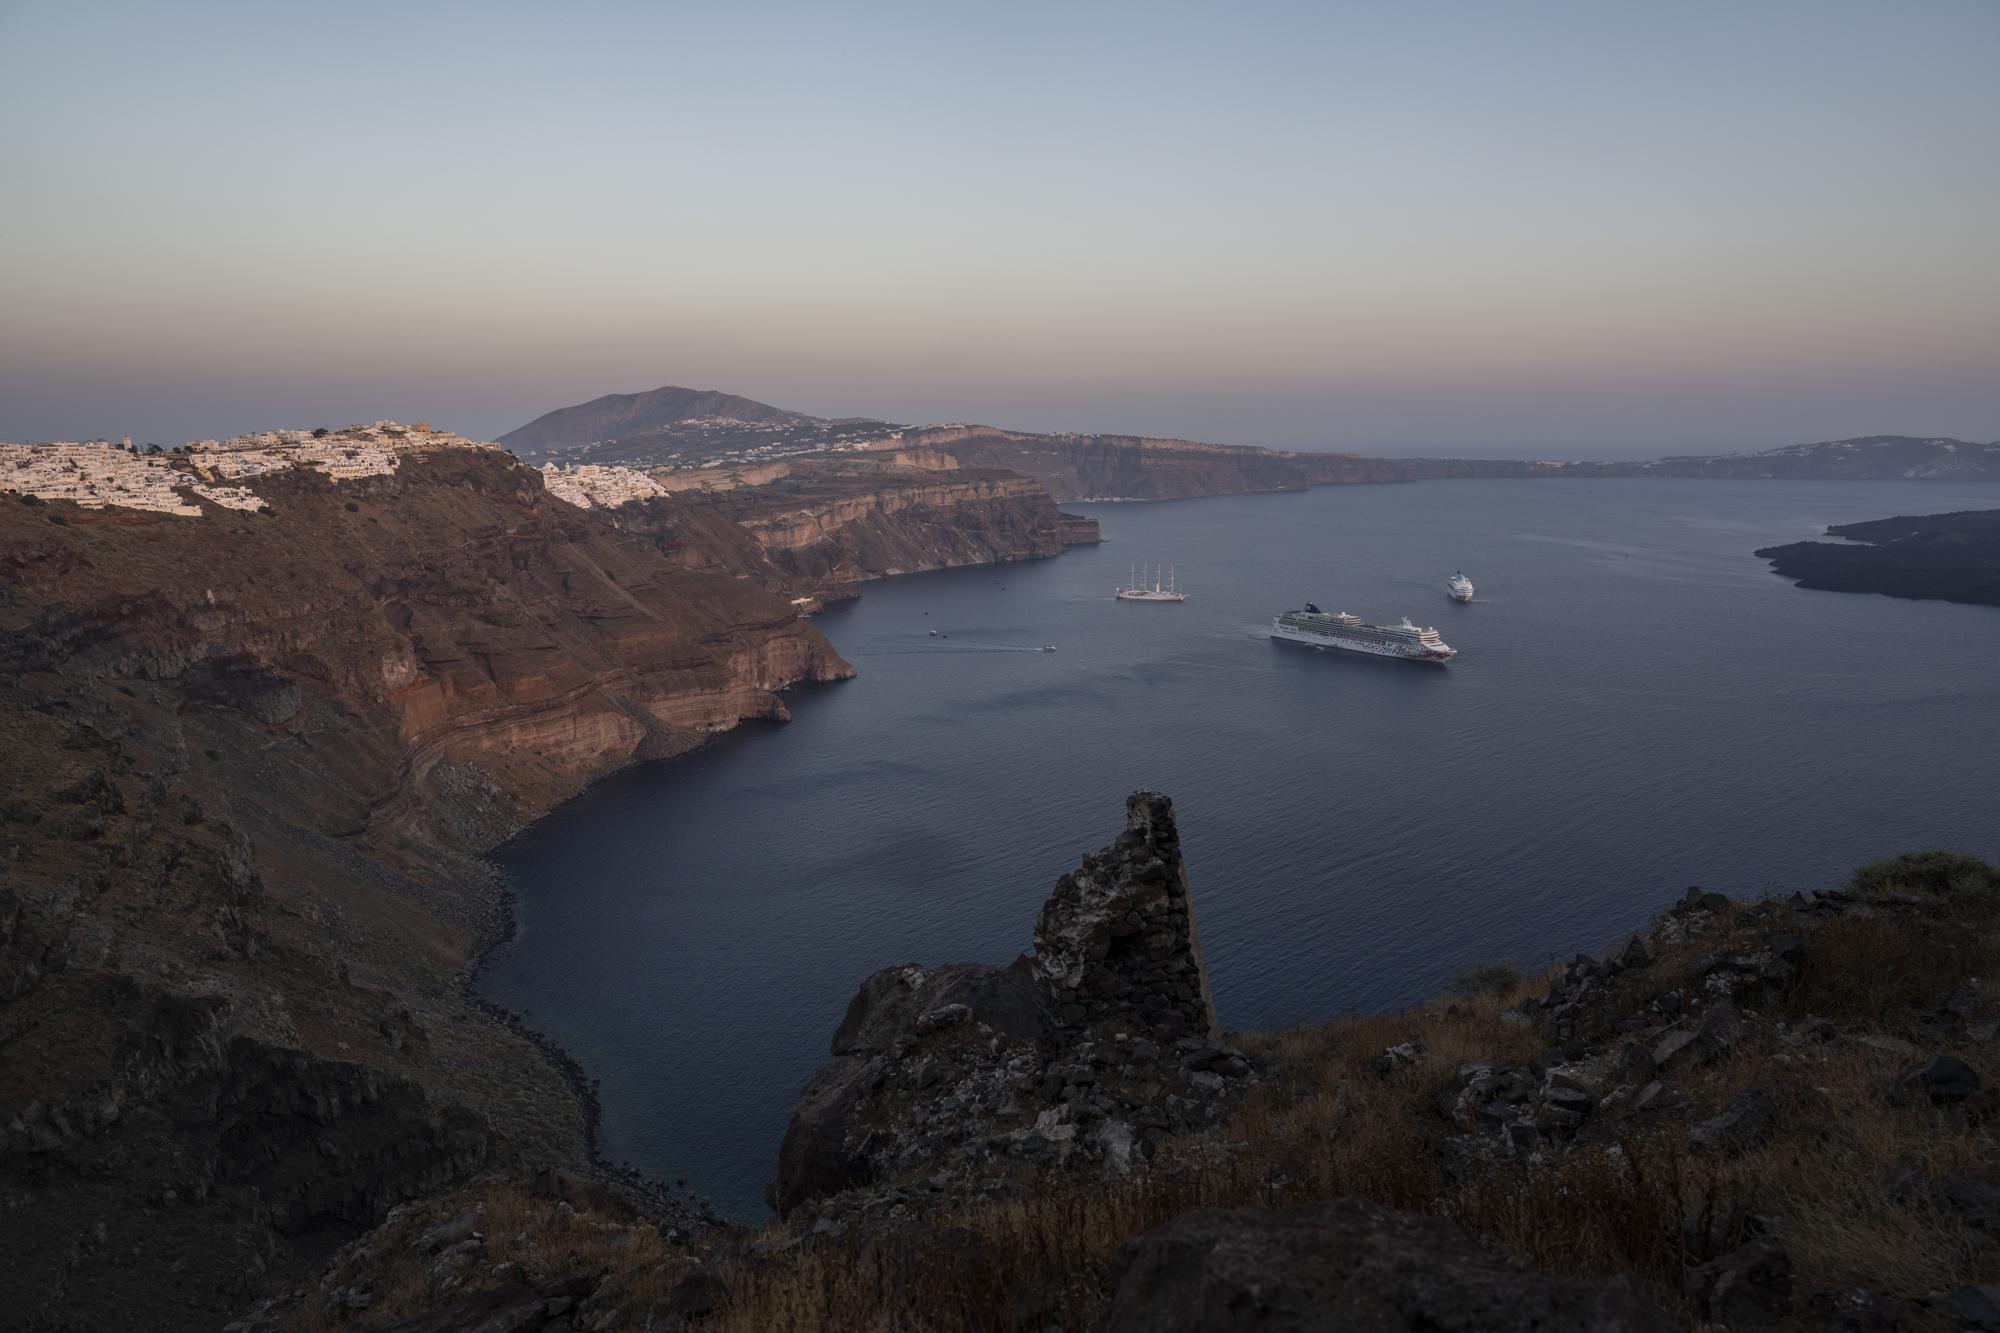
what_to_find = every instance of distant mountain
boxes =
[504,387,1998,493]
[1603,436,2000,481]
[498,386,899,462]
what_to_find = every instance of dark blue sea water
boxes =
[479,479,2000,1218]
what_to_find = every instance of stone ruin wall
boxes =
[1031,790,1220,1041]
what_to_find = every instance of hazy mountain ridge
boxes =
[1604,436,2000,481]
[498,386,902,466]
[502,389,1997,496]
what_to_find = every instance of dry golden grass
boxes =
[279,892,1997,1333]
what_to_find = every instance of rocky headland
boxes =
[1756,509,2000,608]
[245,796,1999,1332]
[6,411,1998,1332]
[659,456,1099,597]
[0,424,1102,1331]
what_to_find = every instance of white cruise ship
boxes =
[1448,571,1475,602]
[1271,604,1456,662]
[1116,564,1186,602]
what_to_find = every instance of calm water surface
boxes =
[479,479,2000,1217]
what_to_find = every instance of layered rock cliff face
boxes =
[0,450,854,1330]
[907,425,1554,501]
[664,456,1099,595]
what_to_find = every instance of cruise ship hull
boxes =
[1270,620,1457,662]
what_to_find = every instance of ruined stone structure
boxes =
[769,791,1244,1217]
[1032,790,1220,1040]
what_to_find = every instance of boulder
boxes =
[1690,1237,1792,1329]
[1102,1197,1676,1332]
[1893,1055,1981,1106]
[646,1270,730,1329]
[1651,1029,1702,1072]
[1690,1089,1777,1155]
[768,1054,886,1214]
[1946,1284,2000,1331]
[376,1274,591,1333]
[830,957,1044,1056]
[1944,1175,2000,1231]
[1802,1286,1906,1332]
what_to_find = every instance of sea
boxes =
[477,477,2000,1219]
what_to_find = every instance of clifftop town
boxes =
[0,422,500,516]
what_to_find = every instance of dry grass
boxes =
[285,1177,701,1333]
[282,891,1998,1333]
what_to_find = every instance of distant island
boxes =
[1757,509,2000,607]
[502,384,2000,501]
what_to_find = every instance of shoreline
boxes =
[460,847,732,1230]
[454,477,2000,1229]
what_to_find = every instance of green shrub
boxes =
[1850,850,2000,900]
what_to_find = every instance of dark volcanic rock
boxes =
[1893,1055,1981,1105]
[1691,1088,1777,1155]
[1101,1197,1676,1332]
[1803,1286,1908,1332]
[769,792,1235,1217]
[1947,1284,2000,1331]
[1032,790,1219,1041]
[375,1273,596,1333]
[831,958,1045,1055]
[1756,507,2000,608]
[1690,1237,1793,1329]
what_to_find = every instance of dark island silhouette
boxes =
[1758,508,2000,608]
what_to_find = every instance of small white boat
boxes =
[1447,571,1475,602]
[1116,563,1187,602]
[1042,644,1058,652]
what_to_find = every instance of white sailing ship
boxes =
[1116,564,1186,602]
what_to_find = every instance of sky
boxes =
[1,1,1996,456]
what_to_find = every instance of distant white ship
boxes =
[1116,563,1186,602]
[1448,571,1475,602]
[1271,604,1456,663]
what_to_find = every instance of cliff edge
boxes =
[769,792,1252,1218]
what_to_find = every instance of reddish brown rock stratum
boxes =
[0,447,877,1328]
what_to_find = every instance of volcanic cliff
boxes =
[246,794,1999,1332]
[0,431,1112,1330]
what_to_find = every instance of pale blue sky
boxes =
[2,1,1995,452]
